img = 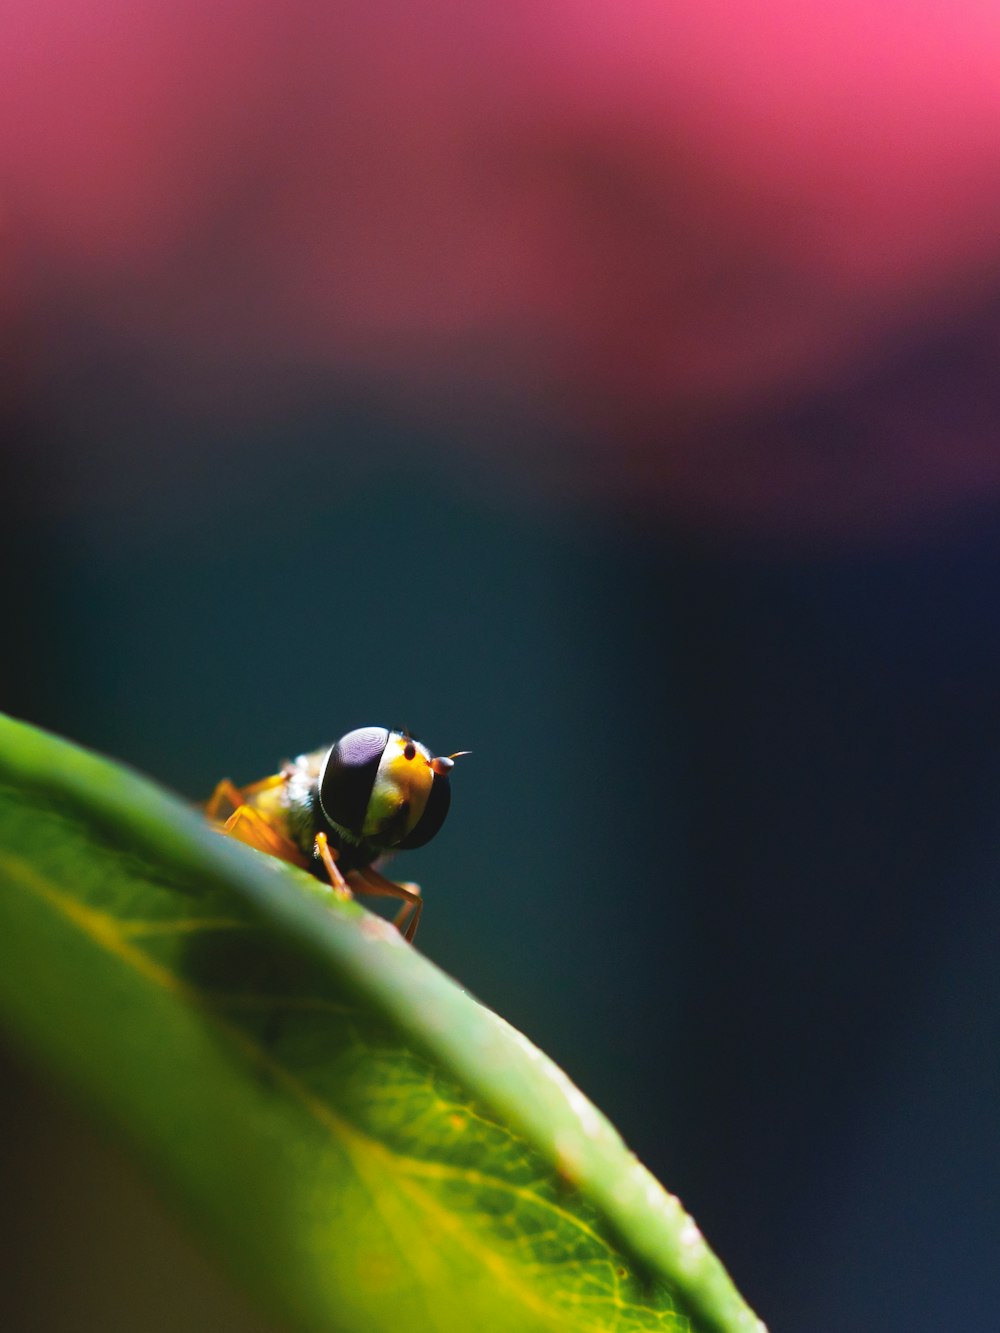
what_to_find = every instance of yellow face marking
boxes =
[362,731,434,841]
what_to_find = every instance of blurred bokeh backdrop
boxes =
[3,4,1000,1330]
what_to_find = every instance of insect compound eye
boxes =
[396,771,451,850]
[318,726,390,838]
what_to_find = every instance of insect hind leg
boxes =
[223,805,304,862]
[205,778,246,820]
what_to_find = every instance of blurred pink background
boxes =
[5,1,1000,534]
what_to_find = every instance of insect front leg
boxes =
[350,865,423,942]
[313,831,353,900]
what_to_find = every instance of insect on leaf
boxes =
[0,713,765,1333]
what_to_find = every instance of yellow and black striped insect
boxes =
[205,727,467,941]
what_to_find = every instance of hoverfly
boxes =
[205,727,467,941]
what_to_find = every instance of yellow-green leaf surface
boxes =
[0,713,765,1333]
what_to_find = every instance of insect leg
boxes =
[205,778,246,820]
[240,772,290,798]
[314,831,353,900]
[350,866,423,942]
[223,805,303,861]
[388,881,422,935]
[206,772,287,821]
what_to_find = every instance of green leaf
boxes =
[0,712,765,1333]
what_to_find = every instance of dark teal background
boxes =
[4,347,1000,1332]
